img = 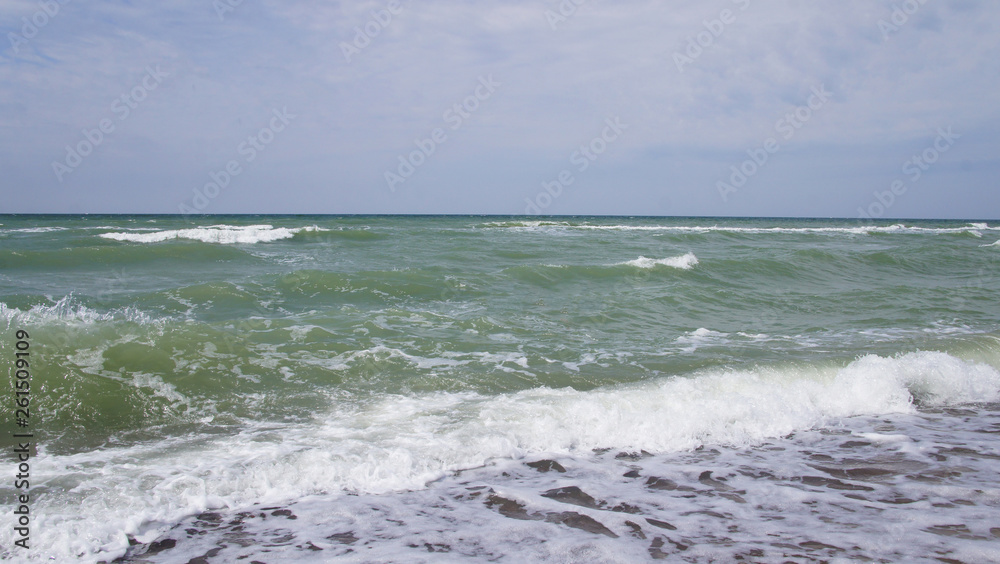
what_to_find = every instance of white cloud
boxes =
[1,0,998,216]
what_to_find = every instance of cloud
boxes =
[1,0,998,216]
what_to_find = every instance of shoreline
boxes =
[112,403,1000,564]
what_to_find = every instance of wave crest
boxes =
[618,253,699,269]
[100,225,327,244]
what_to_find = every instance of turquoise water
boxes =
[2,215,1000,561]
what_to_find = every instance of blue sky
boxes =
[1,0,998,217]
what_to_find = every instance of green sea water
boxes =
[2,215,1000,561]
[2,215,999,454]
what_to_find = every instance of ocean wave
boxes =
[88,226,164,231]
[618,253,698,269]
[14,346,1000,562]
[476,351,1000,455]
[478,221,996,236]
[481,220,574,228]
[336,348,998,469]
[100,224,327,244]
[0,296,154,326]
[674,327,728,352]
[2,226,70,233]
[576,223,996,235]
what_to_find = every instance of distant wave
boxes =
[480,220,574,228]
[2,226,70,233]
[580,223,995,235]
[618,252,699,269]
[505,254,699,285]
[100,224,327,244]
[482,221,995,236]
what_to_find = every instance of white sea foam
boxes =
[89,225,163,231]
[481,220,573,228]
[301,345,534,374]
[674,327,728,352]
[124,372,191,407]
[574,223,997,235]
[100,225,326,244]
[618,252,699,269]
[0,297,153,327]
[12,348,1000,562]
[118,403,1000,564]
[480,352,991,453]
[481,220,996,237]
[3,226,70,233]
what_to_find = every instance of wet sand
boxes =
[113,404,1000,563]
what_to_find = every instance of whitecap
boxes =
[618,252,698,269]
[100,225,326,244]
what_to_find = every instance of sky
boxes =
[1,0,998,218]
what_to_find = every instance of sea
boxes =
[1,215,999,563]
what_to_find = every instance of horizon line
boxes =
[0,213,998,221]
